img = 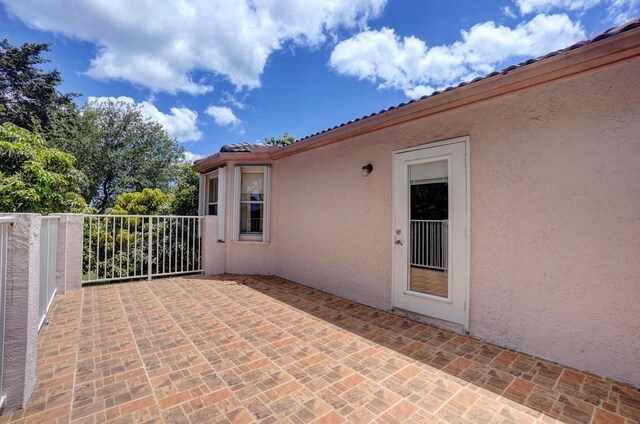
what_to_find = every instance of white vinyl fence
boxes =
[0,216,13,404]
[410,220,448,271]
[82,215,202,284]
[39,216,59,329]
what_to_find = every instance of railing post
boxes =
[147,217,152,281]
[0,213,41,412]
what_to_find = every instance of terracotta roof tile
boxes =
[219,142,264,153]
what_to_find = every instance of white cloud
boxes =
[138,103,201,142]
[502,6,518,18]
[329,14,585,98]
[515,0,600,14]
[87,96,201,142]
[514,0,638,24]
[607,0,640,24]
[220,92,247,110]
[205,106,241,127]
[184,151,203,163]
[1,0,386,94]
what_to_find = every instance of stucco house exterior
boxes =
[193,18,640,387]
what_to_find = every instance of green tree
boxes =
[0,122,87,213]
[264,131,295,147]
[0,38,77,133]
[170,162,199,216]
[51,99,185,212]
[109,188,171,215]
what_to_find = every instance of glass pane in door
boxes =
[409,160,449,298]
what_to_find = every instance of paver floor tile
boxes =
[1,275,638,424]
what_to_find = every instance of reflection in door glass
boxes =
[409,160,449,298]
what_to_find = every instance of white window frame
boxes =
[232,165,270,242]
[201,167,226,241]
[198,174,206,216]
[206,173,219,216]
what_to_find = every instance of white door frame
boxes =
[391,136,471,331]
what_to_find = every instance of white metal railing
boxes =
[39,216,59,329]
[410,220,448,270]
[0,216,13,404]
[244,217,262,233]
[82,215,202,284]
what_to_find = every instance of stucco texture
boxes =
[214,60,640,386]
[3,214,41,411]
[54,214,84,293]
[202,215,226,275]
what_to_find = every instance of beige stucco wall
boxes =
[53,214,84,293]
[466,61,640,386]
[273,131,393,309]
[201,216,226,275]
[273,60,640,385]
[208,59,640,386]
[2,214,41,411]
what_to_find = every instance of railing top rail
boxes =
[411,219,448,223]
[83,214,203,219]
[0,216,15,223]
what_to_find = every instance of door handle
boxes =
[395,239,403,245]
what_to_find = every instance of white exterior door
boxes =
[392,137,469,327]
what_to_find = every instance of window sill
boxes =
[229,240,270,245]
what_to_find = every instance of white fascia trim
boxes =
[217,167,226,241]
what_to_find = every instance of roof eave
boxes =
[192,151,275,173]
[270,25,640,160]
[193,24,640,172]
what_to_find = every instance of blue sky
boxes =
[1,0,637,160]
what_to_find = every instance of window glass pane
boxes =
[410,161,447,185]
[208,204,218,216]
[208,177,218,203]
[241,172,264,201]
[240,203,263,233]
[409,160,449,298]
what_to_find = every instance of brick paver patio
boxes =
[1,275,639,424]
